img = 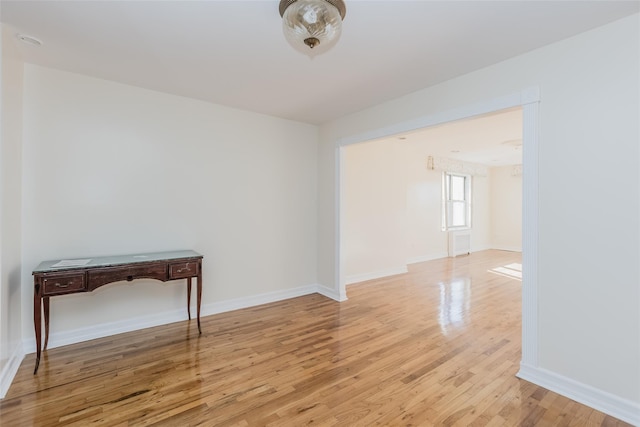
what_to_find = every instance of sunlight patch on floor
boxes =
[489,263,522,281]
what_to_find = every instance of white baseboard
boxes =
[517,363,640,426]
[23,307,189,354]
[22,284,324,355]
[345,266,408,285]
[0,342,25,398]
[491,245,522,252]
[406,252,448,265]
[316,284,346,301]
[199,284,318,317]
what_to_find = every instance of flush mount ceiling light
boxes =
[279,0,346,57]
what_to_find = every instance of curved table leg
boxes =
[43,297,50,350]
[186,278,192,320]
[197,267,202,335]
[33,289,42,375]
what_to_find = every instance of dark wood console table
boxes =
[32,250,203,374]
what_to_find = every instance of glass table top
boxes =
[33,250,202,273]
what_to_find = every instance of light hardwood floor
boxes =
[0,250,632,426]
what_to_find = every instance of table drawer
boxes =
[169,261,198,279]
[88,264,167,288]
[42,273,86,296]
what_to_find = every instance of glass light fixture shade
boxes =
[280,0,345,57]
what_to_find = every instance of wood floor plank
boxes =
[0,250,633,426]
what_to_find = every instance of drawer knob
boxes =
[55,282,70,288]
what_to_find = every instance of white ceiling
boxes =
[392,107,524,167]
[2,1,638,126]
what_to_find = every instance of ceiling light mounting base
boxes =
[279,0,347,20]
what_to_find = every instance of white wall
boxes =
[342,139,408,283]
[404,150,447,263]
[491,166,522,251]
[471,173,491,251]
[404,154,493,260]
[0,24,24,397]
[319,13,639,416]
[20,65,319,350]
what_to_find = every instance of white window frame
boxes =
[442,172,472,231]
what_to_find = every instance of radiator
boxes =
[448,230,471,257]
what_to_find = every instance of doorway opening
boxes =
[335,88,540,370]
